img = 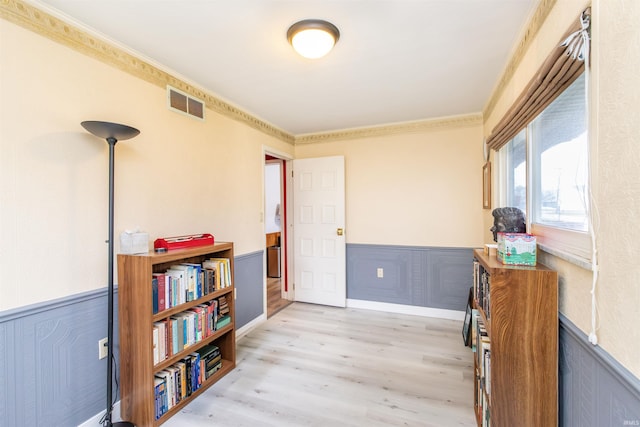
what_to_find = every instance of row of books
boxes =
[472,309,491,427]
[153,295,231,364]
[152,257,232,314]
[154,344,223,420]
[473,260,491,319]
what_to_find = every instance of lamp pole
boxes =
[81,121,139,427]
[106,136,117,427]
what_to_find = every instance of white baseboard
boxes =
[346,299,465,321]
[235,313,267,341]
[78,401,121,427]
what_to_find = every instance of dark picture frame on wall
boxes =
[483,161,491,209]
[462,287,474,347]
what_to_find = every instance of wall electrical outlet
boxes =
[377,268,384,278]
[98,338,108,360]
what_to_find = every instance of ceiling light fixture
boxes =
[287,19,340,59]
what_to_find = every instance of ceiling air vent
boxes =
[167,85,205,121]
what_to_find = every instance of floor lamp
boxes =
[81,121,140,427]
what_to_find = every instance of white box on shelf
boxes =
[120,230,149,254]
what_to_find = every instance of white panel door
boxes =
[293,156,346,307]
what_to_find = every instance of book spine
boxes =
[152,277,158,314]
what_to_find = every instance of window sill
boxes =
[537,242,593,271]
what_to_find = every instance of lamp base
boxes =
[112,422,136,427]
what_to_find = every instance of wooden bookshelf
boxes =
[117,242,236,426]
[472,248,558,427]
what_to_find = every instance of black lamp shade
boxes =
[81,121,140,141]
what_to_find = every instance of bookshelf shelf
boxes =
[472,248,558,427]
[117,242,236,426]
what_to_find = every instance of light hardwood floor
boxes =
[162,303,476,427]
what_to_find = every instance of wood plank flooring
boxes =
[267,277,292,318]
[162,303,476,427]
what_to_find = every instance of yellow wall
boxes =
[591,0,640,378]
[295,123,485,248]
[484,0,640,378]
[0,19,293,311]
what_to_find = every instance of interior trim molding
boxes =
[0,287,106,321]
[3,0,488,146]
[347,299,465,321]
[78,401,122,427]
[0,0,295,145]
[483,0,557,122]
[235,313,266,341]
[295,113,483,145]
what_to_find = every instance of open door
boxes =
[265,154,291,318]
[292,156,346,307]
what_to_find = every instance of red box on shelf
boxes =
[153,233,214,252]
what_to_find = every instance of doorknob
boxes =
[337,228,344,236]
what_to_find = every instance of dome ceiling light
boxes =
[287,19,340,59]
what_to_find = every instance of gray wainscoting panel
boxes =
[559,314,640,427]
[0,251,265,426]
[0,317,17,426]
[234,250,264,329]
[0,288,118,426]
[346,244,473,311]
[426,248,474,310]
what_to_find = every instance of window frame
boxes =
[498,77,593,265]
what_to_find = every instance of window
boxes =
[504,129,527,215]
[501,73,590,260]
[531,73,588,232]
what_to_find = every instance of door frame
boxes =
[263,146,294,314]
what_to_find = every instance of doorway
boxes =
[265,154,292,317]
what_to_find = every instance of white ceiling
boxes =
[30,0,536,136]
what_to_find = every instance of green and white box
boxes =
[496,233,536,266]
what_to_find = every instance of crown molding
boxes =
[294,113,483,145]
[483,0,557,122]
[1,0,296,145]
[3,0,484,147]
